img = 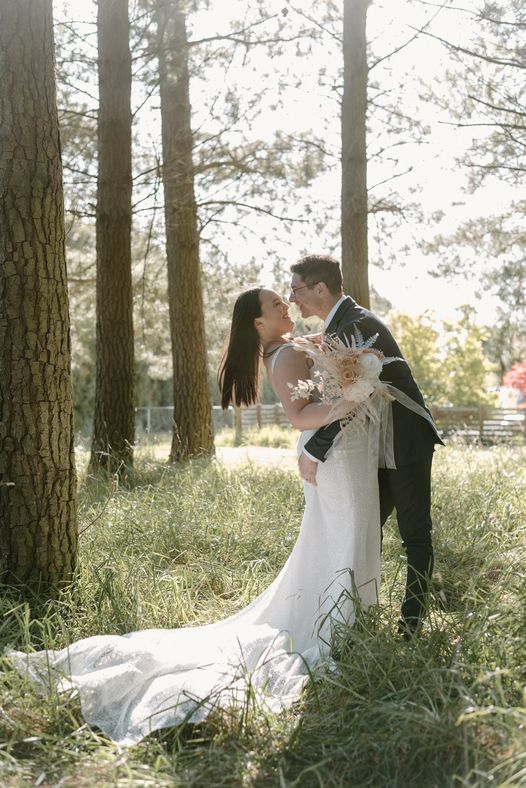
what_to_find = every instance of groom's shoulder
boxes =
[359,307,391,333]
[341,299,391,334]
[341,301,402,354]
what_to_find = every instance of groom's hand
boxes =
[298,452,318,486]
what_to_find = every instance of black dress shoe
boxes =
[397,619,419,640]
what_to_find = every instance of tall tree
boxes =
[0,0,77,589]
[341,0,370,307]
[53,3,324,444]
[157,0,214,461]
[292,1,442,304]
[90,0,135,474]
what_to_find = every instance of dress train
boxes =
[8,429,381,746]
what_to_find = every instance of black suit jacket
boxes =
[304,297,444,466]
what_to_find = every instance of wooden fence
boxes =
[430,406,525,444]
[137,404,526,445]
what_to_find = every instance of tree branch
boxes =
[414,1,526,26]
[466,95,526,118]
[369,167,413,192]
[370,0,450,71]
[438,120,526,129]
[189,13,286,47]
[464,162,526,173]
[285,2,342,45]
[412,27,526,69]
[58,107,97,121]
[197,199,308,223]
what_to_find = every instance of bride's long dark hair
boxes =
[218,287,264,409]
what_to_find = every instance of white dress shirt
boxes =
[323,294,346,331]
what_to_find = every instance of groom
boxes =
[289,254,443,636]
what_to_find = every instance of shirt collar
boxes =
[324,295,346,330]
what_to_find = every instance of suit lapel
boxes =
[325,296,359,336]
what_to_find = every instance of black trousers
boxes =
[378,450,434,628]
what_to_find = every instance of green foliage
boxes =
[387,307,497,407]
[1,444,526,785]
[441,306,498,407]
[386,311,444,403]
[425,215,526,379]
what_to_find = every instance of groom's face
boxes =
[289,274,322,319]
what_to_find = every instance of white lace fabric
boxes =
[7,348,381,746]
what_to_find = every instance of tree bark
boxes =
[157,1,214,461]
[90,0,135,474]
[341,0,370,308]
[0,0,77,589]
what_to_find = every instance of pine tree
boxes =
[90,0,135,474]
[0,0,77,589]
[341,0,369,306]
[157,0,214,460]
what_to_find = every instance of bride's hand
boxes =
[294,332,322,346]
[304,332,322,345]
[298,452,318,486]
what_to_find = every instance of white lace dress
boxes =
[8,347,381,746]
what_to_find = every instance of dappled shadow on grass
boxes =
[0,583,89,654]
[2,457,305,651]
[1,613,525,786]
[1,445,526,785]
[283,617,526,787]
[277,634,471,787]
[77,453,183,507]
[108,606,526,786]
[160,607,526,787]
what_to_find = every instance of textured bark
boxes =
[341,0,370,308]
[157,1,214,461]
[0,0,77,589]
[90,0,135,474]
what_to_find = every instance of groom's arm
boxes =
[303,319,361,462]
[303,419,341,462]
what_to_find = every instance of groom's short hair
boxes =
[290,254,343,296]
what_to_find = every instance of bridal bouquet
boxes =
[289,329,399,421]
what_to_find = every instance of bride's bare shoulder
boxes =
[268,343,312,380]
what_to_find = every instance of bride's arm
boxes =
[271,348,336,430]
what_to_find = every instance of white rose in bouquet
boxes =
[342,378,374,403]
[358,351,383,379]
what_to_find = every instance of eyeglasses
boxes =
[290,282,319,295]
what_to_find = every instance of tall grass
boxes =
[1,444,525,786]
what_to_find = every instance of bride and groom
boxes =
[8,254,442,746]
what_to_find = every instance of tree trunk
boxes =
[341,0,370,308]
[90,0,135,475]
[157,1,214,461]
[0,0,77,589]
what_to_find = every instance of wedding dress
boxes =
[7,346,381,746]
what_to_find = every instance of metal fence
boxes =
[136,404,526,444]
[136,404,292,436]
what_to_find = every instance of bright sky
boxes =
[57,0,510,325]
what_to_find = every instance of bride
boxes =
[7,286,381,747]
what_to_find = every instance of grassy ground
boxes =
[215,425,297,449]
[1,441,526,786]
